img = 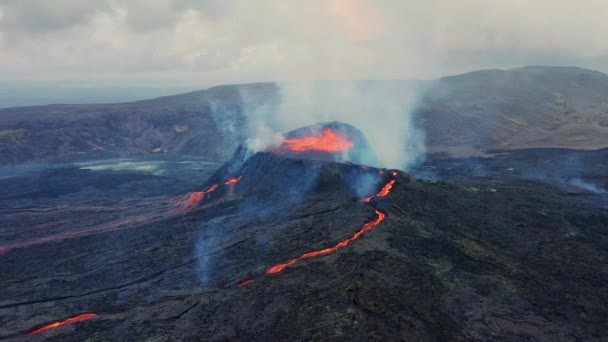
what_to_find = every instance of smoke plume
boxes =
[241,80,426,170]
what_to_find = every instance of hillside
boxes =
[420,66,608,156]
[1,151,606,340]
[1,67,608,165]
[0,83,276,164]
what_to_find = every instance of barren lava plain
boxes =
[0,144,607,341]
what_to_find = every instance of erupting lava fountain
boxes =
[267,121,379,166]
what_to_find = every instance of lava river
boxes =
[16,176,244,337]
[25,314,98,336]
[0,176,243,256]
[238,169,398,285]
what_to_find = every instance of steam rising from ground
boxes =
[569,178,607,194]
[242,81,426,170]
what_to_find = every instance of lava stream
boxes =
[225,176,242,185]
[184,184,219,208]
[361,178,396,203]
[263,171,398,276]
[265,209,386,274]
[0,177,243,255]
[25,313,97,336]
[281,128,353,153]
[236,279,255,287]
[182,176,242,210]
[224,176,242,196]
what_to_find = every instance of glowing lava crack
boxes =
[180,176,242,211]
[19,176,243,336]
[238,169,398,285]
[265,209,386,274]
[25,313,98,336]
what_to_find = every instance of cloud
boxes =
[0,0,607,83]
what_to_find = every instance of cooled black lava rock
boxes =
[2,151,608,341]
[203,121,381,192]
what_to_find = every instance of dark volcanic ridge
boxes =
[1,141,608,340]
[0,146,401,340]
[414,147,608,206]
[2,66,608,165]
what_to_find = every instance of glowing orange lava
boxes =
[185,183,219,208]
[237,279,255,286]
[224,176,242,197]
[263,171,397,275]
[180,177,242,211]
[361,172,397,203]
[26,313,97,336]
[266,209,386,274]
[282,128,354,153]
[225,176,242,185]
[360,195,373,203]
[377,179,396,197]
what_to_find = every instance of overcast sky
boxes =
[1,0,607,86]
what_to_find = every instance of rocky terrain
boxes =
[2,66,608,165]
[419,66,608,156]
[0,83,276,165]
[0,144,607,340]
[1,67,608,340]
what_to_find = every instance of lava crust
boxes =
[1,151,607,341]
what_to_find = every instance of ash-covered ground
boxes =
[1,149,608,341]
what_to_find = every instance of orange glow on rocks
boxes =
[377,179,396,198]
[224,176,242,197]
[185,183,220,208]
[226,166,400,287]
[264,171,397,276]
[236,279,255,286]
[266,209,386,275]
[26,313,97,336]
[361,173,396,203]
[282,128,354,153]
[181,177,241,210]
[224,176,242,185]
[186,192,205,206]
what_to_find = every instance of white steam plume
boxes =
[241,80,426,170]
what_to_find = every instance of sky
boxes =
[1,0,607,86]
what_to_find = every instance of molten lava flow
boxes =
[377,179,396,197]
[0,176,245,255]
[187,192,205,205]
[237,278,255,286]
[361,171,397,203]
[26,313,97,336]
[360,195,373,203]
[228,170,399,285]
[224,176,242,196]
[184,183,219,208]
[266,209,386,274]
[225,176,242,185]
[282,128,354,153]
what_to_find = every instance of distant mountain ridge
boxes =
[420,66,608,156]
[1,66,607,165]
